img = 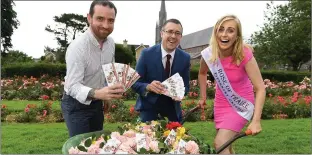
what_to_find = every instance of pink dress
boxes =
[213,47,254,132]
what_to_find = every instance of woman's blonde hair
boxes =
[209,14,252,65]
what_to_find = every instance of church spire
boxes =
[155,0,167,44]
[160,0,166,12]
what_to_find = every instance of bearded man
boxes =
[61,0,124,137]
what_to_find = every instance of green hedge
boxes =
[1,63,66,78]
[2,63,310,84]
[260,70,310,83]
[190,68,310,83]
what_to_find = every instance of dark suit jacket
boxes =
[131,44,191,122]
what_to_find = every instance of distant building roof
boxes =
[180,27,214,49]
[134,44,149,50]
[116,43,149,50]
[130,44,149,50]
[190,52,202,59]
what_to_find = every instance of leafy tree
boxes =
[54,48,66,64]
[130,45,136,56]
[115,44,135,65]
[1,0,19,54]
[1,50,33,66]
[45,13,88,49]
[42,46,65,63]
[249,0,311,71]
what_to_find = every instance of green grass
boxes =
[1,118,311,154]
[2,100,61,111]
[2,99,212,111]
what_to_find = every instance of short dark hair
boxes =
[89,0,117,17]
[162,18,183,34]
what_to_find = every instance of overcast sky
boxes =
[11,1,288,58]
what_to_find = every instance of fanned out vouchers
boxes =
[102,63,140,91]
[161,73,185,100]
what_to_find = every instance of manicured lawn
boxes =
[1,118,310,154]
[2,99,213,111]
[1,100,61,111]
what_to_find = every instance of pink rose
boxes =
[116,135,128,143]
[118,144,137,154]
[144,136,153,150]
[145,129,154,137]
[123,130,136,138]
[143,128,152,134]
[87,144,101,154]
[123,137,136,148]
[143,125,151,130]
[68,147,80,154]
[111,132,121,139]
[149,141,160,153]
[185,141,199,154]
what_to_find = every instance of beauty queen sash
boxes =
[201,47,254,121]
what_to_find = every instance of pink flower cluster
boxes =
[264,77,311,91]
[273,92,311,106]
[189,79,215,88]
[69,137,105,154]
[68,129,160,154]
[264,79,279,89]
[185,141,200,154]
[67,121,202,154]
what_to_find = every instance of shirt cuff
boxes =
[143,84,149,97]
[76,86,92,105]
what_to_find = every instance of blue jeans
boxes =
[61,93,103,137]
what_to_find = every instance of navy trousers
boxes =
[139,95,178,122]
[61,93,103,137]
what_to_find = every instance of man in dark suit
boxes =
[132,19,190,123]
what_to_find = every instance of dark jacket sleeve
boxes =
[182,53,191,96]
[131,49,149,97]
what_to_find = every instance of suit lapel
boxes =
[155,45,164,80]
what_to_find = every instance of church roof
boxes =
[134,44,149,50]
[180,27,214,49]
[117,44,149,50]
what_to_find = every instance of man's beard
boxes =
[91,24,111,41]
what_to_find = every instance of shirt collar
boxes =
[161,44,175,59]
[87,27,107,48]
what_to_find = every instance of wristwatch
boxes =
[88,88,96,99]
[143,87,149,96]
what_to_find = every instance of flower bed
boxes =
[1,76,310,123]
[1,75,64,100]
[64,120,215,154]
[1,75,310,101]
[1,96,64,123]
[1,91,310,123]
[187,76,311,100]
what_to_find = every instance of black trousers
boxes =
[139,95,178,122]
[61,94,103,137]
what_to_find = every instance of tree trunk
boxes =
[73,29,76,40]
[298,62,303,71]
[292,63,299,71]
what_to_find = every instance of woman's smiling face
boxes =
[217,19,238,52]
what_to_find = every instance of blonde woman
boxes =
[198,15,266,154]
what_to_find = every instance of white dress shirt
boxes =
[161,44,175,76]
[64,27,115,105]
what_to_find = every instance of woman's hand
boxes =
[198,99,206,109]
[247,120,262,135]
